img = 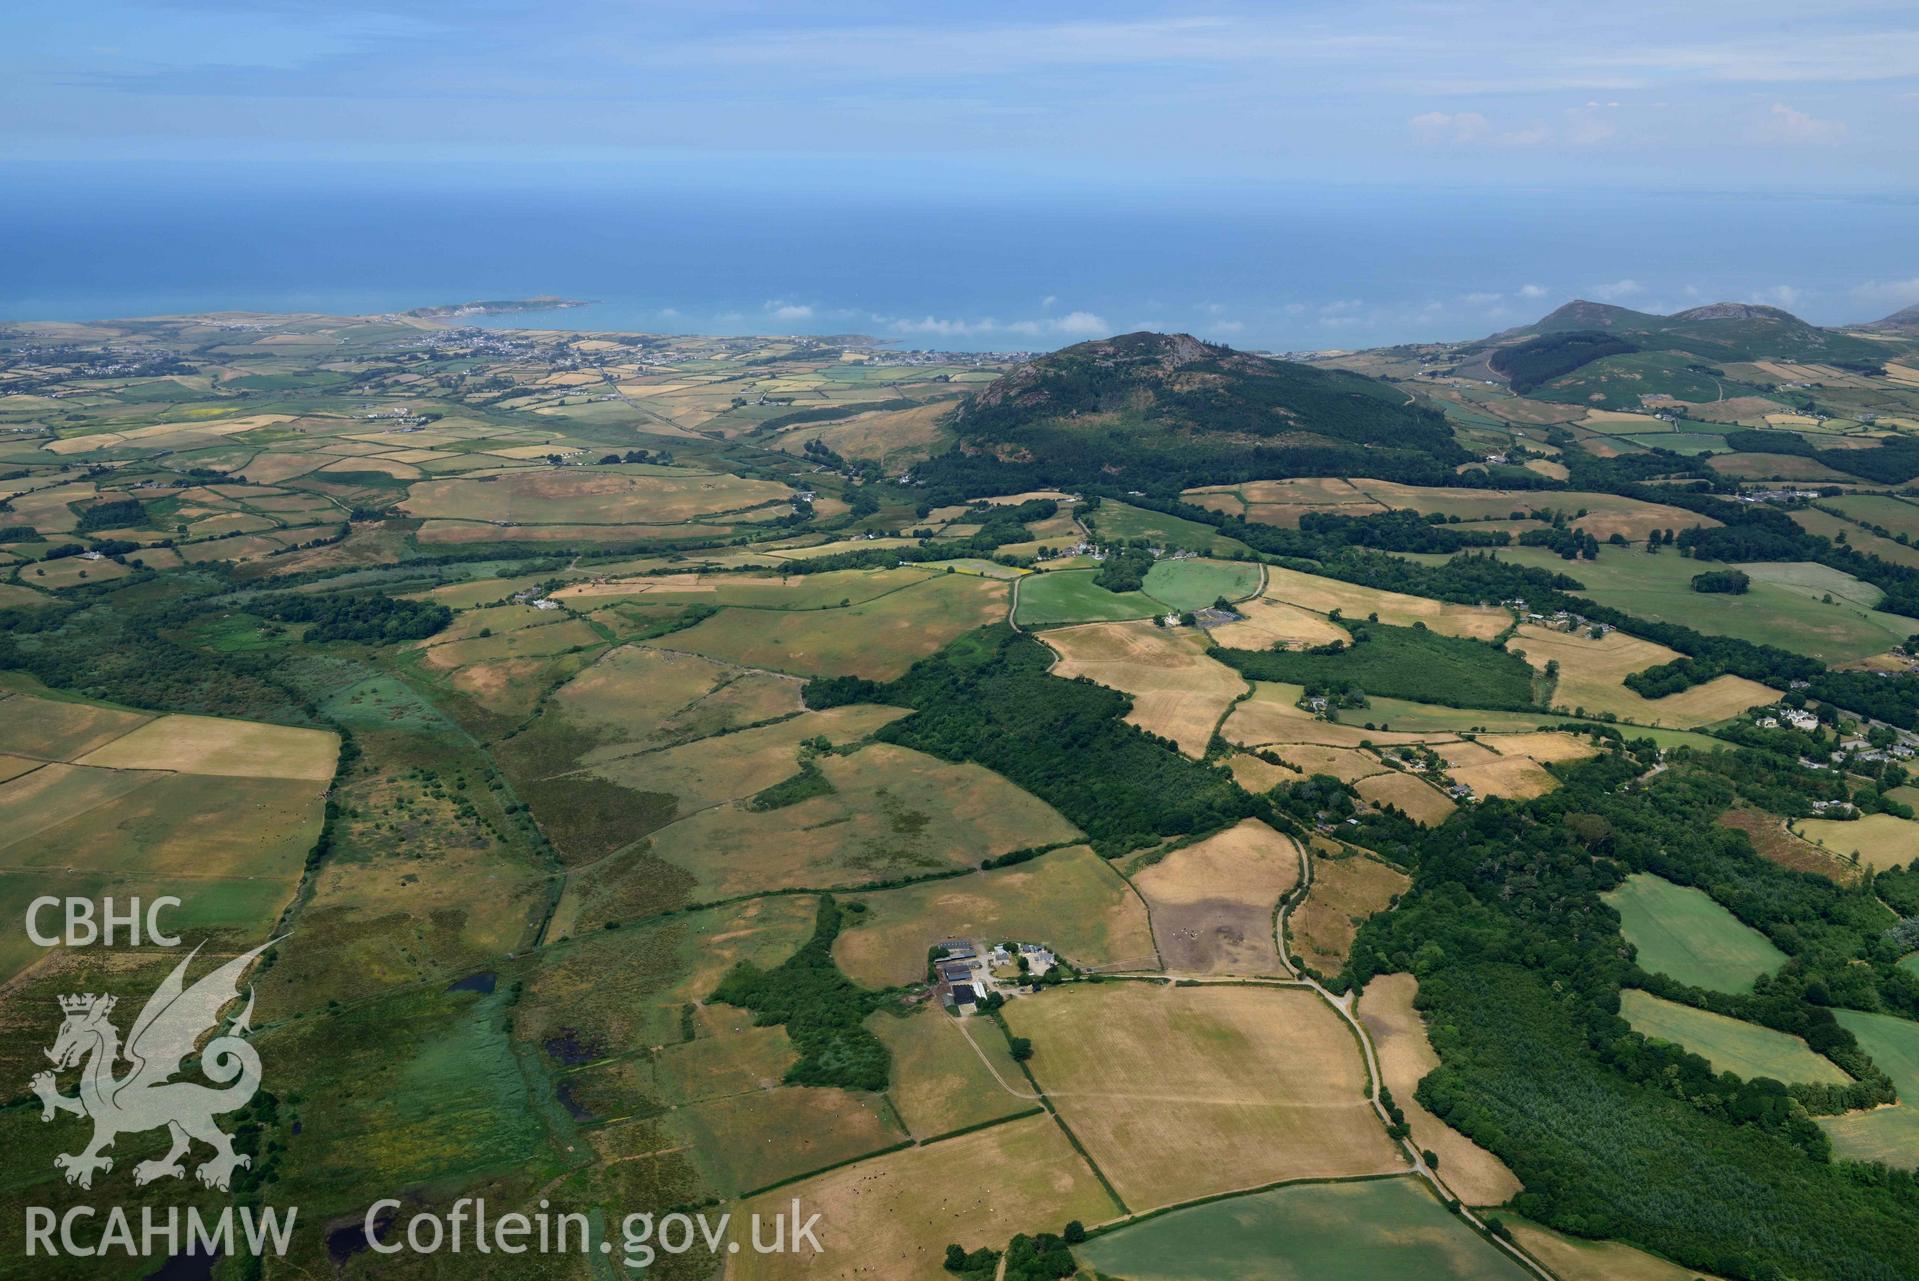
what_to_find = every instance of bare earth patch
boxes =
[1130,819,1301,975]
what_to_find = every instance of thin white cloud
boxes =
[1410,110,1489,144]
[765,299,814,320]
[1850,277,1919,309]
[1518,284,1549,300]
[1590,279,1645,301]
[1753,102,1847,146]
[1045,310,1108,336]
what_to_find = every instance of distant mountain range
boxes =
[1862,302,1919,336]
[1495,299,1886,364]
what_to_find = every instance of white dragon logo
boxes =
[30,938,276,1192]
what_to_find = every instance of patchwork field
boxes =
[1792,813,1919,873]
[1129,819,1300,974]
[0,691,336,981]
[730,1112,1119,1281]
[400,466,795,525]
[1510,624,1777,727]
[1290,850,1411,975]
[1076,1175,1531,1281]
[1089,499,1251,554]
[1043,620,1246,755]
[1604,873,1787,994]
[1820,1009,1919,1169]
[1206,595,1352,650]
[1620,989,1849,1084]
[631,740,1083,901]
[1354,771,1457,825]
[71,711,338,779]
[1358,973,1521,1206]
[647,572,1007,679]
[1014,568,1159,626]
[1140,557,1262,611]
[834,844,1154,986]
[1257,565,1510,640]
[1004,983,1402,1210]
[1492,546,1914,664]
[667,1082,906,1196]
[872,1007,1035,1139]
[1351,480,1716,542]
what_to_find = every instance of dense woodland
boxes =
[1219,620,1539,711]
[1489,330,1640,394]
[807,625,1253,853]
[1351,748,1919,1281]
[711,896,891,1092]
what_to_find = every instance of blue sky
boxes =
[5,0,1917,189]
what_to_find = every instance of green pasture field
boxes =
[1789,507,1919,569]
[1604,873,1787,994]
[1077,1176,1531,1281]
[1141,557,1263,611]
[1707,452,1861,483]
[1819,1008,1919,1168]
[1740,560,1895,610]
[1014,567,1159,626]
[0,872,292,982]
[1620,989,1848,1084]
[1623,431,1728,454]
[1837,1008,1919,1096]
[644,572,1007,679]
[577,565,943,610]
[1220,621,1537,711]
[1091,499,1251,553]
[1830,493,1919,539]
[1488,546,1912,663]
[1345,696,1726,751]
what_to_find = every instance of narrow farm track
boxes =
[946,1014,1042,1102]
[1276,839,1557,1281]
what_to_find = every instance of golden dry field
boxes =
[1004,982,1403,1210]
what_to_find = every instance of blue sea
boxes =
[3,165,1914,351]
